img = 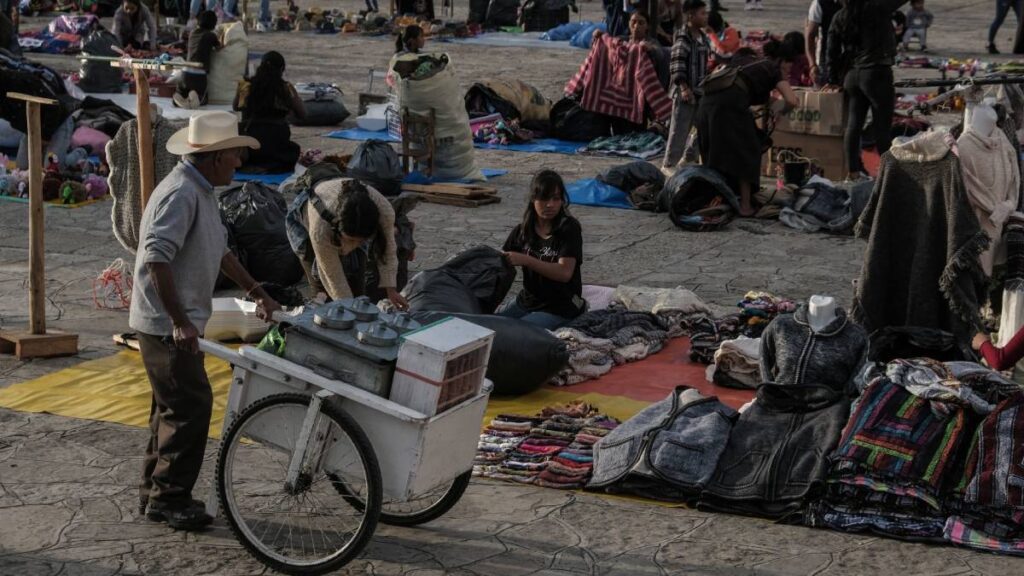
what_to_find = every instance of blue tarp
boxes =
[566,178,633,209]
[570,23,606,49]
[233,172,292,185]
[325,129,584,156]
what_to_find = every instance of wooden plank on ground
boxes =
[401,183,497,198]
[410,193,501,208]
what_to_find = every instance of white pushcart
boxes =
[200,337,491,575]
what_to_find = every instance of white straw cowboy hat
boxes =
[166,111,260,155]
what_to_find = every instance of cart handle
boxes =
[199,338,243,364]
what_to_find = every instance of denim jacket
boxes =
[589,387,738,494]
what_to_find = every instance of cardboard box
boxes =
[774,89,845,137]
[764,130,849,181]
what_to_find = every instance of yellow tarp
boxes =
[0,350,653,438]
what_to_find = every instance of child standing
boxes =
[903,0,933,51]
[662,0,710,173]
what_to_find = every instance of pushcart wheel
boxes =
[217,393,381,575]
[330,470,472,526]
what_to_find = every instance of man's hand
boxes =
[173,321,200,354]
[972,332,991,352]
[678,84,694,104]
[504,251,530,267]
[822,84,842,93]
[386,287,409,311]
[809,64,820,86]
[592,29,604,41]
[255,296,282,323]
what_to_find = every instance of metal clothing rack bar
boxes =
[894,75,1024,89]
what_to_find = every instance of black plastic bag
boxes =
[218,182,304,288]
[658,166,740,231]
[412,311,569,396]
[0,49,78,140]
[550,97,611,142]
[347,140,404,197]
[485,0,520,27]
[598,161,665,193]
[404,246,516,315]
[78,29,124,94]
[293,99,350,127]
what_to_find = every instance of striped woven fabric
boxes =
[565,35,672,125]
[832,378,975,495]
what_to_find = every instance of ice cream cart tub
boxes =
[200,338,491,575]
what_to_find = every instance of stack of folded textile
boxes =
[550,308,671,386]
[473,402,619,489]
[689,291,794,365]
[811,359,1014,541]
[945,392,1024,555]
[473,415,540,482]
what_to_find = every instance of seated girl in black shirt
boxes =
[499,170,586,330]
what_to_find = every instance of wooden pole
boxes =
[0,93,78,359]
[26,99,45,335]
[134,69,156,209]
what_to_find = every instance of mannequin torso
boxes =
[808,295,837,333]
[967,99,998,138]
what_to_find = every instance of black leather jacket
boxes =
[825,0,911,85]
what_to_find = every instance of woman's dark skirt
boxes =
[696,84,761,190]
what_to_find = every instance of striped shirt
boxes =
[670,27,710,95]
[565,35,672,125]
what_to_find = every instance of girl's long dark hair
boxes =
[519,170,570,246]
[395,25,423,53]
[124,0,142,27]
[341,180,387,260]
[248,51,289,116]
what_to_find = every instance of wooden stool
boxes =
[399,107,436,177]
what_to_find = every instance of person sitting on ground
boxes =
[695,39,799,217]
[783,31,814,86]
[663,0,709,173]
[903,0,933,51]
[174,10,220,110]
[233,51,305,174]
[500,170,586,330]
[395,24,425,54]
[706,9,741,67]
[112,0,157,51]
[294,176,409,310]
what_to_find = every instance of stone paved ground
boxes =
[2,0,1024,574]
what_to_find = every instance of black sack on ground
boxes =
[78,29,124,93]
[218,182,304,288]
[404,246,516,315]
[485,0,520,27]
[658,166,740,231]
[550,97,611,142]
[412,311,569,396]
[0,49,78,140]
[598,161,665,193]
[346,140,404,197]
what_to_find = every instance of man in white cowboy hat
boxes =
[129,111,281,530]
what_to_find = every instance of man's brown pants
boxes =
[137,332,213,506]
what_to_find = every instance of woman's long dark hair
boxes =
[762,38,798,63]
[395,25,423,53]
[341,180,387,260]
[518,170,570,246]
[248,51,289,116]
[124,0,142,27]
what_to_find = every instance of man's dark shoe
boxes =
[146,499,213,530]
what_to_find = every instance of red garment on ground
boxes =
[565,35,672,124]
[981,329,1024,371]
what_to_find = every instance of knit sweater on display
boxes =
[303,178,398,300]
[956,128,1020,276]
[853,131,989,352]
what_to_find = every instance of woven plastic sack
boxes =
[390,53,483,181]
[207,22,248,105]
